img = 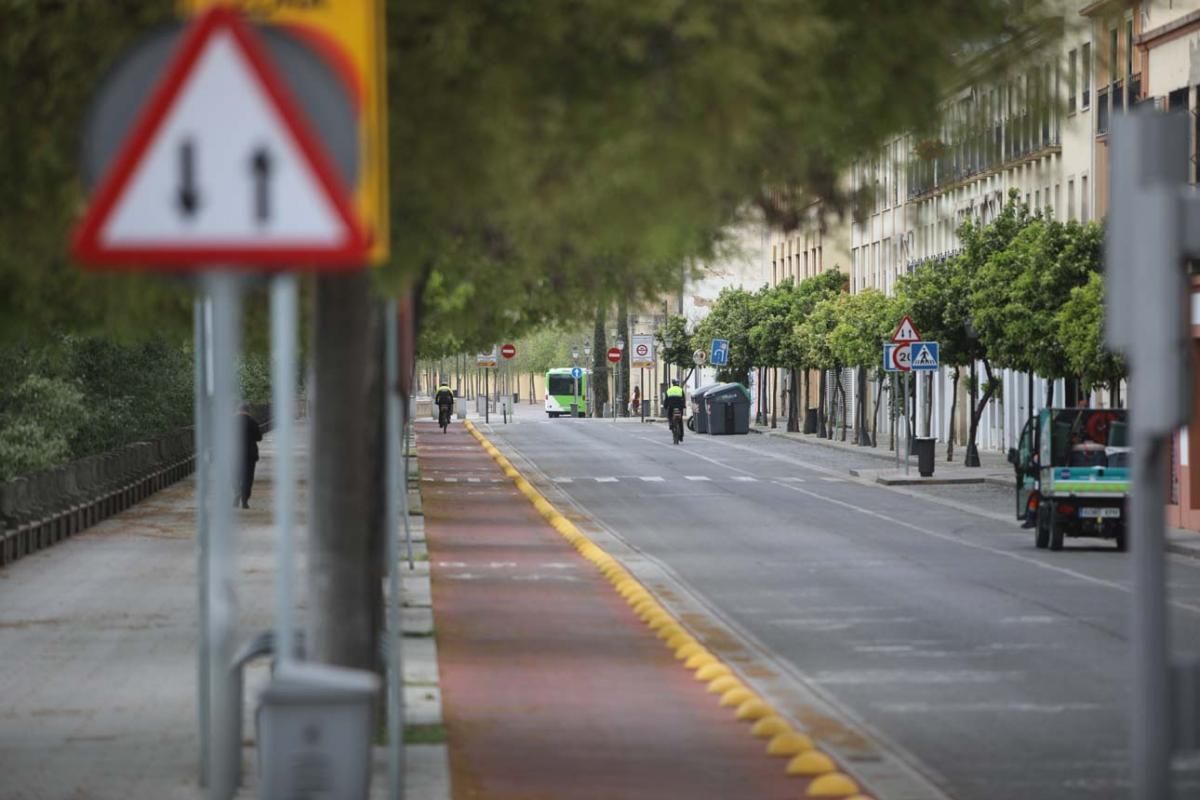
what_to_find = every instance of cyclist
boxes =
[664,379,686,443]
[434,380,455,433]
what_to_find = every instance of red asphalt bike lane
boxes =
[419,422,800,800]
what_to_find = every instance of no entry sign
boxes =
[607,347,622,363]
[500,343,516,360]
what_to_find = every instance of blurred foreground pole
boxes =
[204,274,242,799]
[270,274,298,666]
[194,295,212,785]
[1107,110,1193,800]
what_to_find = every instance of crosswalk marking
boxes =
[778,477,806,483]
[730,476,757,482]
[685,475,711,481]
[820,477,844,482]
[553,477,574,484]
[444,477,458,483]
[594,477,618,483]
[639,476,665,482]
[467,477,480,483]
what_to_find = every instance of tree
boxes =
[827,289,897,445]
[1058,272,1125,397]
[795,296,844,438]
[694,287,758,386]
[657,314,696,377]
[591,305,609,416]
[953,192,1035,465]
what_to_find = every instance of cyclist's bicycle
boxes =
[670,409,684,444]
[438,403,451,433]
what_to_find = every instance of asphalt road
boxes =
[480,408,1200,800]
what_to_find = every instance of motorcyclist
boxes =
[664,379,686,442]
[435,380,455,430]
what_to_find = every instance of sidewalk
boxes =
[0,424,447,799]
[417,423,815,799]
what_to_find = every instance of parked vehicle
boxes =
[1008,408,1130,551]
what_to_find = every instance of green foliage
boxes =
[656,315,695,370]
[0,375,86,480]
[0,0,191,343]
[693,287,757,384]
[1058,272,1125,392]
[389,0,1052,346]
[828,289,898,372]
[238,353,272,405]
[0,337,193,480]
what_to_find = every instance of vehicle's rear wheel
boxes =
[1035,505,1049,549]
[1048,502,1064,551]
[1114,524,1128,552]
[548,412,559,418]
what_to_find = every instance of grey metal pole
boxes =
[904,371,911,476]
[1131,434,1170,800]
[193,296,211,786]
[204,272,241,800]
[384,303,406,800]
[270,275,298,665]
[893,373,899,472]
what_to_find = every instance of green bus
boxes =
[544,368,587,418]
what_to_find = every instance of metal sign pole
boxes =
[194,294,212,785]
[384,302,406,800]
[270,274,298,666]
[904,371,911,476]
[204,272,241,800]
[893,373,899,472]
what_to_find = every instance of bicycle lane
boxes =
[417,422,808,800]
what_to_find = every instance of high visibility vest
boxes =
[666,386,684,398]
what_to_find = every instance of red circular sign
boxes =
[607,347,622,363]
[501,343,517,359]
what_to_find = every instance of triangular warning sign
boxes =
[73,8,368,271]
[912,344,935,366]
[891,315,922,344]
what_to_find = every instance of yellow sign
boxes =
[179,0,389,264]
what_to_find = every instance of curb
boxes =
[463,420,876,800]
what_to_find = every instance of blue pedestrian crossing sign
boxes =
[710,339,730,366]
[570,366,583,379]
[910,341,940,371]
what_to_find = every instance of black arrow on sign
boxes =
[176,138,200,219]
[250,147,273,226]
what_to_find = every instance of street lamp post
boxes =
[616,334,626,418]
[582,342,591,416]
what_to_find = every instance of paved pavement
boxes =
[0,424,448,800]
[474,405,1200,800]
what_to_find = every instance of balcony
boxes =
[1129,73,1141,106]
[1097,86,1109,135]
[1112,80,1124,115]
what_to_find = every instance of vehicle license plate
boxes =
[1079,507,1121,519]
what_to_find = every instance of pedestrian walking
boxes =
[235,404,262,509]
[630,385,641,417]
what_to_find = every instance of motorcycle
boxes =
[670,408,684,444]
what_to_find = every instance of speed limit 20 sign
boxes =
[883,343,911,372]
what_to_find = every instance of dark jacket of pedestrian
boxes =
[236,407,262,508]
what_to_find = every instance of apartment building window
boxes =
[1126,20,1134,79]
[1054,184,1061,219]
[1082,43,1091,109]
[1109,28,1118,84]
[1068,50,1077,114]
[1081,175,1089,222]
[1068,179,1075,220]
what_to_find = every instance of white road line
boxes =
[685,475,712,481]
[639,476,665,482]
[731,476,758,482]
[467,477,480,483]
[594,477,618,483]
[552,477,574,484]
[779,477,807,483]
[820,477,844,483]
[444,477,458,483]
